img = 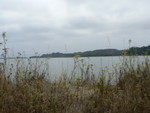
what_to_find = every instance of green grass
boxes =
[0,56,150,113]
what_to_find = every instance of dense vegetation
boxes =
[31,45,150,58]
[127,45,150,55]
[0,55,150,113]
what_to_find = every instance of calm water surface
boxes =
[3,56,150,80]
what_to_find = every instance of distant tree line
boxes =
[127,45,150,55]
[30,45,150,58]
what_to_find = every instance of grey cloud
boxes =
[0,0,150,56]
[66,18,104,29]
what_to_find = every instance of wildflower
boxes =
[74,55,80,59]
[65,84,71,88]
[129,39,132,44]
[75,77,81,82]
[2,32,6,39]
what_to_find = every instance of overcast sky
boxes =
[0,0,150,56]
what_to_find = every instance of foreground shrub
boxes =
[0,56,149,113]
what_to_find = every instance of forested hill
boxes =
[38,49,122,58]
[30,45,150,58]
[127,45,150,55]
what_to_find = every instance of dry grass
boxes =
[0,56,150,113]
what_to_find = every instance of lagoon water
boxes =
[3,56,149,80]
